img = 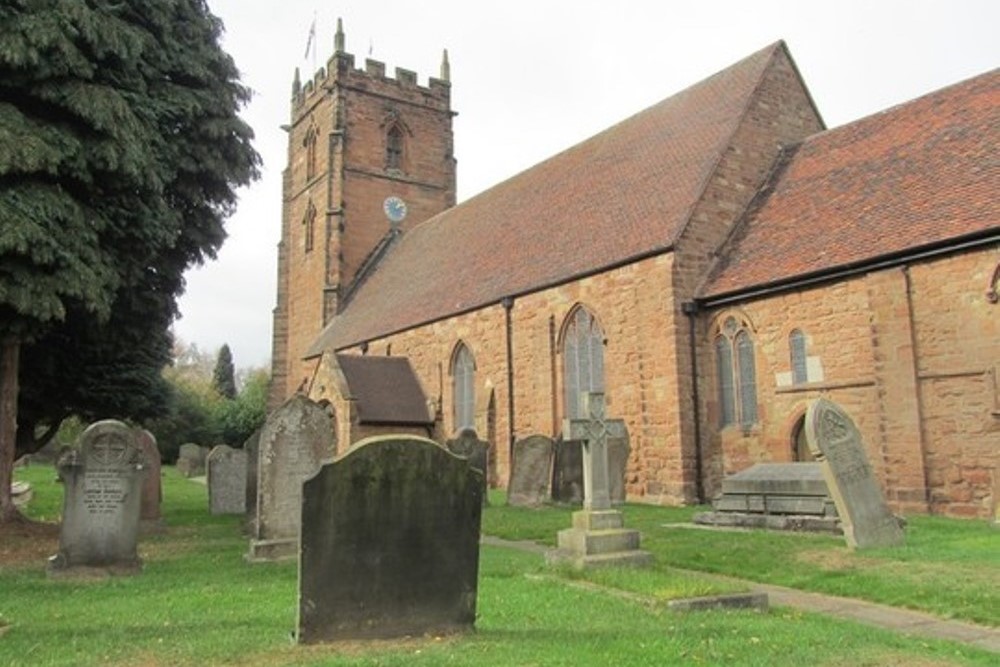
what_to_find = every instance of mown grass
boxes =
[0,466,995,666]
[483,490,1000,626]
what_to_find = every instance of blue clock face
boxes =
[383,196,407,223]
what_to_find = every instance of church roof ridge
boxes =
[307,41,789,355]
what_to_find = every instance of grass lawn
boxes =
[483,491,1000,626]
[0,465,994,666]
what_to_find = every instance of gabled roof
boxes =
[701,68,1000,302]
[309,42,791,354]
[335,354,432,425]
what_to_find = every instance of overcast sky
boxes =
[174,0,999,370]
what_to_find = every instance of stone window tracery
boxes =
[302,200,316,253]
[715,315,758,429]
[304,122,318,182]
[386,125,404,171]
[562,306,605,420]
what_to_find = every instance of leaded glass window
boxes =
[563,307,605,420]
[790,329,807,384]
[715,315,758,428]
[386,125,404,170]
[452,343,475,432]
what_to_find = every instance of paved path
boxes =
[481,535,1000,654]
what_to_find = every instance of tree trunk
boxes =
[0,338,24,523]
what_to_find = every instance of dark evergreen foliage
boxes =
[212,344,237,400]
[0,0,260,465]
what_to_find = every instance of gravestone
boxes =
[243,429,261,535]
[134,429,163,531]
[805,399,905,549]
[207,445,247,515]
[693,463,841,534]
[298,435,482,643]
[551,438,583,504]
[507,435,554,507]
[48,420,147,576]
[176,443,207,478]
[248,395,335,561]
[606,428,630,506]
[549,393,651,569]
[445,428,490,505]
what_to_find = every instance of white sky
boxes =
[174,0,999,370]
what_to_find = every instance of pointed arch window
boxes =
[715,316,758,428]
[302,200,316,253]
[789,328,808,384]
[563,306,605,420]
[452,343,475,432]
[304,123,318,181]
[386,125,404,171]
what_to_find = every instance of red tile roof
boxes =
[310,42,788,354]
[702,68,1000,300]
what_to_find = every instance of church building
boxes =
[269,22,999,518]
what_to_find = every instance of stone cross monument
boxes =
[548,392,651,569]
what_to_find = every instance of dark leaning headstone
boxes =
[243,429,261,535]
[445,428,490,505]
[507,434,554,507]
[298,435,483,643]
[49,420,147,576]
[207,445,247,515]
[806,399,905,549]
[134,429,163,532]
[248,395,335,561]
[551,437,583,504]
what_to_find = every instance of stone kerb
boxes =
[297,435,483,643]
[207,445,247,515]
[806,398,905,549]
[49,420,147,576]
[248,395,336,561]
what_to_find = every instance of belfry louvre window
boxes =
[563,306,605,420]
[452,343,475,432]
[386,125,404,170]
[304,124,318,181]
[715,316,758,428]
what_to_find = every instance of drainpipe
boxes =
[681,300,705,503]
[502,296,516,469]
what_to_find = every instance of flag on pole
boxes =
[304,18,316,60]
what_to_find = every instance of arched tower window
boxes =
[452,343,475,432]
[715,315,758,429]
[386,125,404,171]
[789,328,807,384]
[562,306,605,420]
[302,200,316,253]
[304,123,318,182]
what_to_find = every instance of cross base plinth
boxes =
[547,509,652,570]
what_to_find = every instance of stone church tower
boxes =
[269,20,456,408]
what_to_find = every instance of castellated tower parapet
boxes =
[269,18,457,410]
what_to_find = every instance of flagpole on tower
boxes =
[304,11,317,72]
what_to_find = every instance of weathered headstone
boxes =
[243,429,261,535]
[806,399,905,549]
[551,438,583,504]
[207,445,247,515]
[507,435,554,507]
[550,393,651,569]
[445,428,490,505]
[248,395,335,561]
[48,420,147,576]
[606,428,630,506]
[134,429,163,531]
[298,435,482,643]
[176,443,207,478]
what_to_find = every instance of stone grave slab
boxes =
[806,398,905,549]
[48,420,147,576]
[297,435,482,643]
[248,396,335,561]
[134,429,163,532]
[208,445,247,515]
[507,435,553,507]
[693,463,841,534]
[445,428,490,505]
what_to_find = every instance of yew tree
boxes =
[0,0,259,521]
